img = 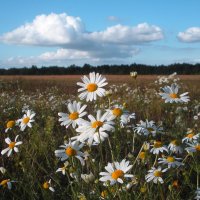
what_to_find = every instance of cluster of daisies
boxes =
[1,109,35,189]
[2,71,200,199]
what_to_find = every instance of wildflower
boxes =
[150,141,168,155]
[145,167,167,184]
[158,156,183,168]
[130,71,138,79]
[139,151,148,160]
[182,129,199,143]
[17,109,35,131]
[99,159,133,185]
[107,105,135,127]
[5,120,15,133]
[74,110,115,145]
[58,101,87,129]
[42,179,55,192]
[0,179,14,189]
[134,120,163,137]
[168,140,183,154]
[77,72,108,102]
[159,83,190,103]
[185,142,200,153]
[56,161,69,175]
[55,140,85,166]
[1,135,22,157]
[81,172,95,184]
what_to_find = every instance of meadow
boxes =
[0,73,200,200]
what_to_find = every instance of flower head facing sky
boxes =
[77,72,108,102]
[58,101,87,129]
[74,110,115,145]
[17,109,35,131]
[55,140,85,165]
[99,159,133,185]
[1,135,22,157]
[159,83,190,103]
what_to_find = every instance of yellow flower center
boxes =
[91,121,103,128]
[111,170,124,180]
[9,142,16,149]
[87,83,98,92]
[43,182,49,189]
[153,170,162,177]
[6,121,15,128]
[147,127,154,132]
[139,152,147,160]
[112,108,122,117]
[195,145,200,151]
[154,141,162,148]
[0,179,10,186]
[169,93,178,99]
[69,112,79,120]
[23,117,30,124]
[101,190,108,198]
[166,156,175,163]
[187,133,194,138]
[65,147,77,156]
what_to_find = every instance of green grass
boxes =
[0,74,200,200]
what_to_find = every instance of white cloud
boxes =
[107,16,120,22]
[0,13,163,47]
[39,49,90,60]
[177,27,200,42]
[0,13,164,67]
[88,23,163,44]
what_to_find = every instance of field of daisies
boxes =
[0,72,200,200]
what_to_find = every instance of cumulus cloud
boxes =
[178,27,200,42]
[0,13,164,47]
[0,13,164,67]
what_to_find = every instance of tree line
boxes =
[0,63,200,75]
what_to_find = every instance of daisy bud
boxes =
[81,172,95,184]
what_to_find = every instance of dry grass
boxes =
[0,75,199,94]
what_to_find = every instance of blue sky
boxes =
[1,0,200,68]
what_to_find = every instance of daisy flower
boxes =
[159,83,190,103]
[74,110,115,145]
[145,167,167,184]
[56,161,69,175]
[158,156,183,168]
[77,72,108,102]
[99,159,133,185]
[55,140,85,166]
[182,130,199,143]
[1,135,22,157]
[107,105,135,127]
[0,179,14,189]
[185,142,200,153]
[58,101,87,129]
[17,109,35,131]
[168,140,183,154]
[134,120,163,137]
[5,120,15,133]
[43,179,55,192]
[150,141,168,155]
